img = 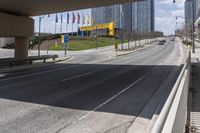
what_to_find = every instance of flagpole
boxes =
[60,13,63,34]
[72,23,73,36]
[66,23,68,34]
[60,23,62,34]
[66,13,69,34]
[55,14,57,34]
[77,22,79,37]
[77,13,78,37]
[55,22,57,34]
[55,22,56,34]
[82,11,84,37]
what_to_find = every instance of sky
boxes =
[33,0,185,35]
[155,0,185,35]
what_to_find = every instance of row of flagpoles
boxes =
[54,12,93,34]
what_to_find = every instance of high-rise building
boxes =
[122,3,133,31]
[91,7,106,24]
[91,5,122,28]
[185,0,193,26]
[195,0,200,20]
[91,0,155,33]
[185,0,200,26]
[132,0,155,33]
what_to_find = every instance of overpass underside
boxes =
[0,0,143,59]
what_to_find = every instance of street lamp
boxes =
[38,16,45,56]
[176,16,185,20]
[173,0,195,53]
[192,0,195,53]
[38,15,50,56]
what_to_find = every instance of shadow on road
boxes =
[0,63,183,120]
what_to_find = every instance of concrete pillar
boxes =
[0,13,34,60]
[15,37,29,59]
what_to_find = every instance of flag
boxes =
[72,12,75,23]
[92,17,95,25]
[82,14,85,24]
[67,13,70,24]
[61,13,63,24]
[87,14,90,25]
[77,13,80,24]
[55,14,58,23]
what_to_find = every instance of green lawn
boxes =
[49,37,120,51]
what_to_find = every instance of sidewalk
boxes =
[190,42,200,133]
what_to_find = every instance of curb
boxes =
[116,43,157,57]
[54,56,72,63]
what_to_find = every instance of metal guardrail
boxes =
[151,51,191,133]
[0,54,58,67]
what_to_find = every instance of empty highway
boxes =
[0,38,183,133]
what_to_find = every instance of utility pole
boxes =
[38,16,42,56]
[174,0,195,53]
[38,15,49,56]
[192,0,195,53]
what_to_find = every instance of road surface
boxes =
[0,38,183,133]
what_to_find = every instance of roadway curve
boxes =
[0,38,183,133]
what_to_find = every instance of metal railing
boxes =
[151,51,191,133]
[0,54,58,67]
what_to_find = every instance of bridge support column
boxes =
[15,37,29,59]
[0,13,34,60]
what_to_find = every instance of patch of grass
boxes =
[182,40,192,46]
[50,37,120,51]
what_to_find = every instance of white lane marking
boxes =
[0,65,79,82]
[57,67,158,133]
[0,74,5,78]
[61,72,94,82]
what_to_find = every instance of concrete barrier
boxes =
[151,51,191,133]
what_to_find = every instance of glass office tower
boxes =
[185,0,193,26]
[91,0,155,32]
[132,0,155,33]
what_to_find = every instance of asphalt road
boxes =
[0,38,183,133]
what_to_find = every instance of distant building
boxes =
[91,5,122,29]
[132,0,155,33]
[91,0,155,33]
[186,0,200,25]
[195,0,200,20]
[185,0,193,27]
[122,3,133,31]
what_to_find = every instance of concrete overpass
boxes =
[0,0,142,60]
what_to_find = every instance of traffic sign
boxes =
[115,43,118,50]
[62,34,69,44]
[61,35,64,44]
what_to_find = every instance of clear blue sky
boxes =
[33,0,185,35]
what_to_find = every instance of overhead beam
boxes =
[0,0,143,16]
[0,13,34,37]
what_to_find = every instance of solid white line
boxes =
[61,72,94,82]
[0,74,5,78]
[58,67,159,132]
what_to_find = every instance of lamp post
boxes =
[192,0,195,53]
[176,16,185,19]
[38,16,45,56]
[38,15,50,56]
[174,0,195,53]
